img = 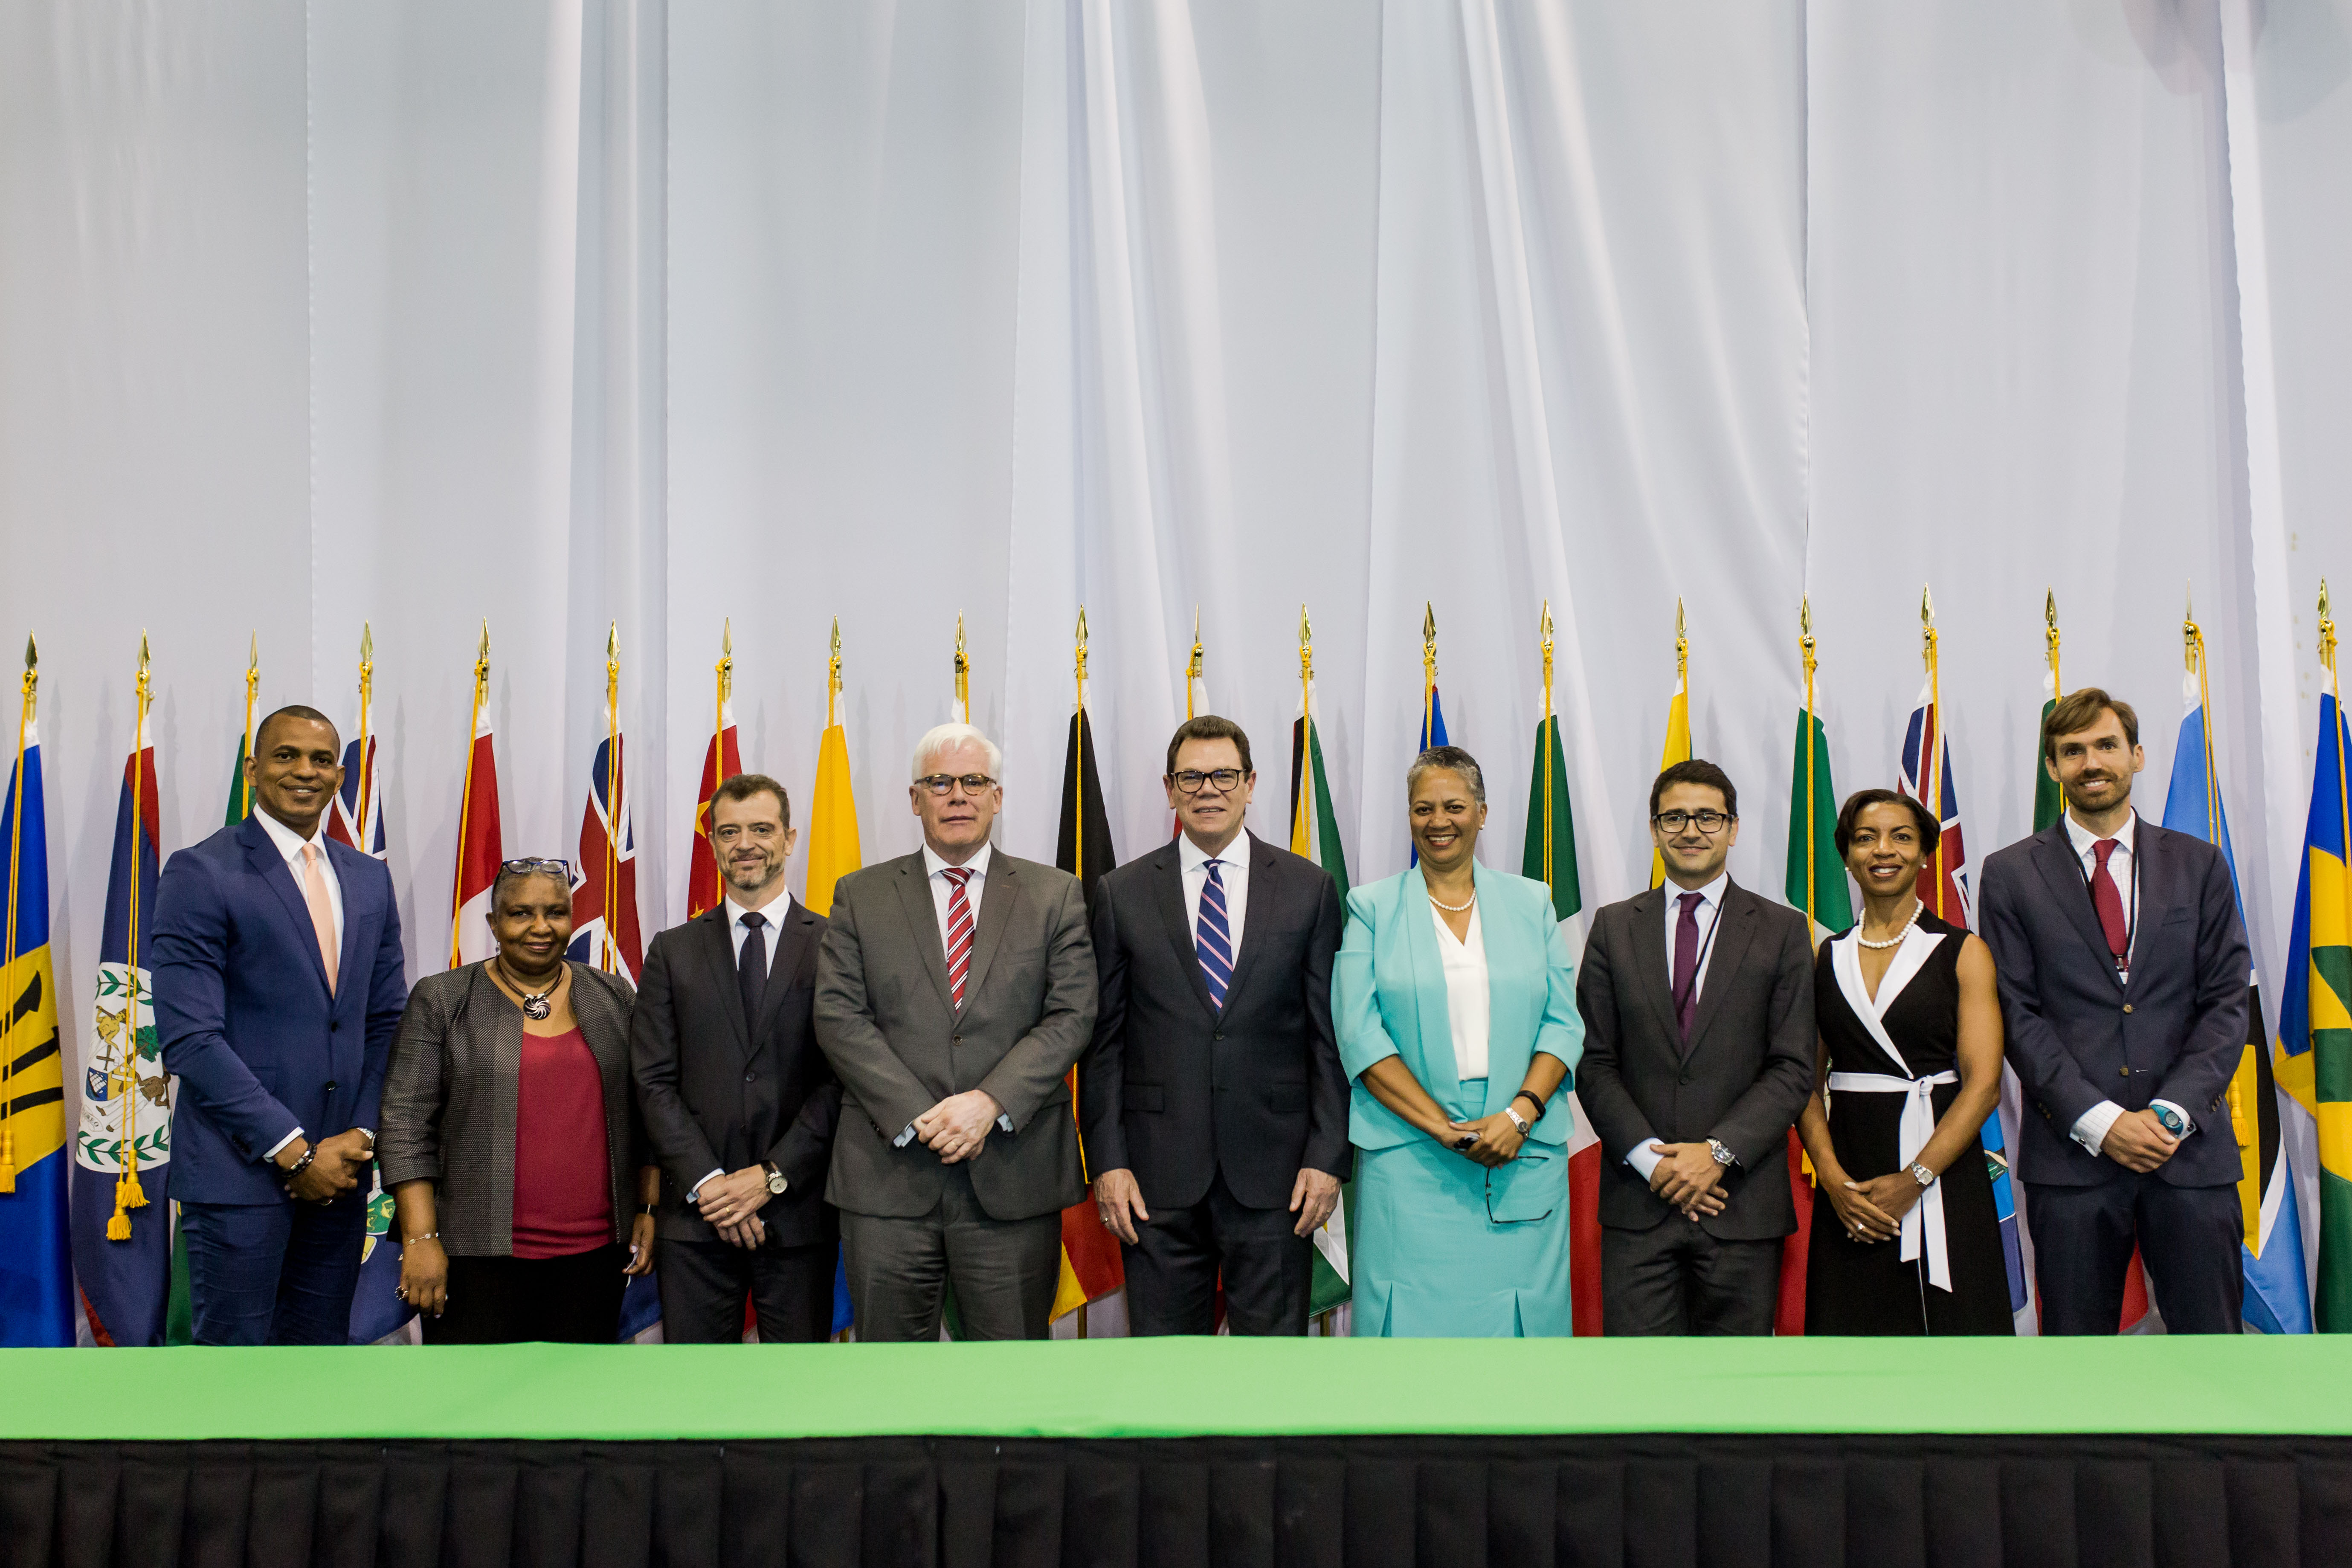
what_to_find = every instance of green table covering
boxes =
[6,1336,2346,1443]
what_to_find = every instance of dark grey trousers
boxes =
[841,1162,1062,1341]
[2025,1175,2243,1334]
[1601,1219,1783,1336]
[1123,1168,1314,1337]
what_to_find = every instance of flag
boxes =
[2162,672,2311,1332]
[687,700,742,919]
[0,711,72,1345]
[1052,695,1125,1323]
[1776,691,1849,1334]
[2277,687,2352,1330]
[1898,677,1973,928]
[448,709,504,968]
[1293,677,1354,1313]
[71,721,173,1345]
[568,724,643,982]
[2035,672,2063,833]
[804,724,861,918]
[1407,685,1450,868]
[1650,671,1692,889]
[324,736,384,859]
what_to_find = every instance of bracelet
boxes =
[403,1231,439,1246]
[638,1203,658,1216]
[279,1146,316,1191]
[1512,1090,1546,1122]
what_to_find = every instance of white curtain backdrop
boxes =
[5,0,2346,1322]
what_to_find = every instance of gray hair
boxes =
[911,722,1004,783]
[1406,745,1486,804]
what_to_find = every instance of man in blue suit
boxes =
[153,705,409,1345]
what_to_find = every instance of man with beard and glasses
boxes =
[632,774,842,1342]
[1978,688,2250,1333]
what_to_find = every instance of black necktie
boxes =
[738,910,769,1036]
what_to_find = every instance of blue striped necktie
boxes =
[1197,858,1233,1009]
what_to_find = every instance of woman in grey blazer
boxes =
[378,860,658,1342]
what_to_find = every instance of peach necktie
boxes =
[301,842,339,993]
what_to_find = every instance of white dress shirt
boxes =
[890,841,1010,1149]
[1431,901,1491,1081]
[1179,830,1250,952]
[252,809,351,1159]
[1627,872,1730,1183]
[691,891,799,1197]
[2059,811,2192,1156]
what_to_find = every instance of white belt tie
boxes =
[1825,1069,1959,1292]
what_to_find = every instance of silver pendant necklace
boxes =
[497,958,560,1021]
[1854,902,1921,951]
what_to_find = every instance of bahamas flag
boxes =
[2278,684,2352,1330]
[0,708,72,1346]
[2161,673,2310,1332]
[71,719,174,1345]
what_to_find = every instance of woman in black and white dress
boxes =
[1798,790,2014,1335]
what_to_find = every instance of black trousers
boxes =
[2025,1174,2244,1334]
[421,1244,629,1345]
[1601,1220,1782,1336]
[1123,1169,1313,1336]
[656,1232,838,1344]
[841,1163,1061,1342]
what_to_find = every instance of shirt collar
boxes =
[1178,830,1247,875]
[1666,871,1729,912]
[2064,809,2137,861]
[922,841,993,882]
[252,807,326,863]
[725,891,793,929]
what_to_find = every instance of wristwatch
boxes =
[1706,1139,1734,1168]
[1503,1107,1531,1136]
[1909,1162,1935,1189]
[2150,1105,2189,1138]
[763,1162,788,1197]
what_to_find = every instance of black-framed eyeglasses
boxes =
[1484,1151,1554,1226]
[916,773,997,797]
[500,857,573,878]
[1652,809,1734,835]
[1169,768,1247,795]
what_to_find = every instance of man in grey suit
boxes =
[1575,759,1816,1335]
[814,722,1098,1340]
[1978,687,2249,1333]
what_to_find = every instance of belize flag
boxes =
[0,710,72,1346]
[70,722,174,1345]
[568,720,643,982]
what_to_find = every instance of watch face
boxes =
[767,1172,788,1194]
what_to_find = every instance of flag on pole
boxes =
[325,626,383,860]
[2035,591,2064,832]
[1409,606,1450,870]
[2278,583,2352,1330]
[448,623,504,969]
[1292,610,1354,1316]
[72,649,174,1345]
[2163,626,2311,1333]
[1898,597,1972,928]
[806,620,862,920]
[688,623,743,920]
[0,644,72,1346]
[1651,601,1692,888]
[1051,612,1125,1325]
[569,628,643,982]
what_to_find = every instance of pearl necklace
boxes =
[1427,888,1477,913]
[1854,903,1920,951]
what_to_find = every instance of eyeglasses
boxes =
[1169,768,1247,795]
[500,857,573,878]
[1652,810,1734,835]
[1484,1151,1555,1226]
[916,773,998,797]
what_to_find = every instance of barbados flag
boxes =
[70,720,176,1345]
[0,712,73,1346]
[2278,687,2352,1331]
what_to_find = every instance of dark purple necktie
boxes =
[1671,891,1704,1035]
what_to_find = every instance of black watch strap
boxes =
[1512,1089,1546,1123]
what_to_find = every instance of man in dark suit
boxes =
[632,773,841,1342]
[1080,716,1348,1336]
[1979,688,2249,1333]
[152,705,409,1345]
[1574,758,1815,1335]
[815,722,1097,1341]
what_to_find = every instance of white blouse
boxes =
[1431,899,1491,1081]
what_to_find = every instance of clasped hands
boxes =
[1823,1169,1924,1244]
[1443,1111,1531,1169]
[1644,1141,1730,1221]
[692,1165,777,1249]
[2099,1108,2181,1174]
[916,1089,1003,1165]
[274,1129,373,1205]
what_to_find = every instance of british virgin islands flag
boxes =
[0,709,73,1346]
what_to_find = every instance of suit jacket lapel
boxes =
[1682,885,1760,1060]
[1153,846,1220,1017]
[694,907,754,1057]
[2031,824,2123,989]
[1628,888,1680,1051]
[755,901,820,1041]
[960,854,1017,1003]
[326,839,370,1003]
[1217,835,1276,1010]
[894,857,958,1014]
[1404,880,1465,1114]
[242,819,332,1000]
[2125,824,2176,997]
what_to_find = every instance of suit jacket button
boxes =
[1214,1032,1225,1041]
[745,1071,756,1083]
[2122,1003,2134,1014]
[324,1080,337,1094]
[952,1035,962,1045]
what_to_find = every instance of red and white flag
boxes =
[447,707,504,968]
[325,732,385,863]
[686,695,741,920]
[569,707,642,981]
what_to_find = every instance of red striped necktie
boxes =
[944,866,975,1008]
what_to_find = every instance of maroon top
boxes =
[512,1026,612,1259]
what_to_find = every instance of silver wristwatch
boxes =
[1706,1138,1734,1167]
[763,1162,789,1197]
[1909,1162,1935,1189]
[1504,1107,1531,1136]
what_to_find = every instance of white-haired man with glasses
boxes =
[813,722,1098,1339]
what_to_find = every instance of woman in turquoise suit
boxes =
[1335,744,1584,1336]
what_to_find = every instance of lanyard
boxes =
[2069,820,2140,975]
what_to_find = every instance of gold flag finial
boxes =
[359,622,373,666]
[953,612,970,722]
[1075,606,1090,686]
[1188,607,1204,680]
[1539,599,1555,655]
[1674,597,1688,681]
[715,619,734,706]
[23,634,35,673]
[2183,585,2202,672]
[1422,602,1438,689]
[830,616,842,661]
[606,620,620,662]
[2044,588,2063,693]
[477,619,490,660]
[1800,594,1817,677]
[249,632,261,672]
[1920,583,1939,668]
[1299,604,1311,649]
[2319,580,2336,677]
[138,630,151,672]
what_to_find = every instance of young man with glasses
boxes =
[813,723,1098,1340]
[631,774,843,1342]
[1076,716,1349,1334]
[1574,759,1815,1334]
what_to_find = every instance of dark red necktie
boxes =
[943,867,975,1007]
[1671,891,1703,1035]
[2089,838,2129,970]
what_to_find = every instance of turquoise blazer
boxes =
[1334,862,1583,1151]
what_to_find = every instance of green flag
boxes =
[1292,684,1353,1315]
[1786,706,1852,941]
[2033,694,2062,832]
[225,730,252,827]
[1522,713,1581,920]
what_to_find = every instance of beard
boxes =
[2061,773,2131,816]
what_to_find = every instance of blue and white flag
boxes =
[0,711,73,1346]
